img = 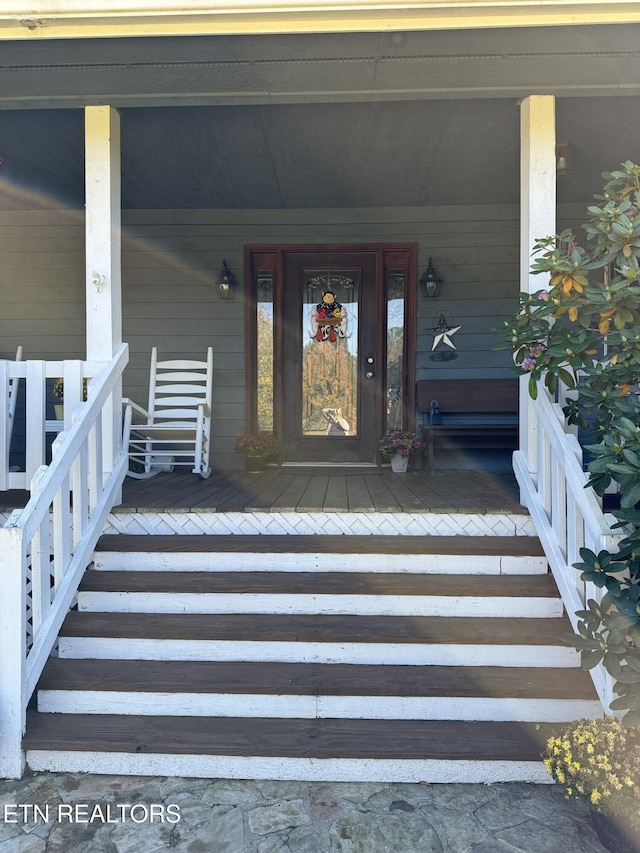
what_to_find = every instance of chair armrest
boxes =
[122,398,151,421]
[196,401,211,417]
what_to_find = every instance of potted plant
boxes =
[378,430,424,473]
[542,717,640,852]
[234,433,278,472]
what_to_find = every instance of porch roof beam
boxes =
[2,1,640,41]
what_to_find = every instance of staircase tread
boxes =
[94,534,544,557]
[61,611,571,645]
[23,711,558,761]
[78,570,557,597]
[38,658,598,699]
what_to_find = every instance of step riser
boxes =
[76,592,563,619]
[57,637,579,667]
[25,750,552,784]
[37,690,603,723]
[94,552,548,575]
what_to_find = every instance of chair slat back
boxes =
[147,347,213,423]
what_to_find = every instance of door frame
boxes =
[244,242,418,463]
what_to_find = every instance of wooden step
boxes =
[93,534,547,574]
[36,658,601,722]
[37,658,597,699]
[24,711,558,783]
[58,611,577,667]
[28,530,598,783]
[80,570,556,596]
[95,534,545,556]
[77,569,562,617]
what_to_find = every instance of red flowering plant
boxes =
[378,430,424,460]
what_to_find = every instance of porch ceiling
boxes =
[0,23,639,210]
[1,95,639,210]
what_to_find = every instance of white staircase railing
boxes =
[514,379,623,711]
[0,343,129,778]
[0,353,112,492]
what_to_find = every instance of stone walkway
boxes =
[0,773,611,853]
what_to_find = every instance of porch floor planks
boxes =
[346,475,376,512]
[23,711,557,761]
[213,471,285,513]
[1,469,525,515]
[37,658,597,700]
[189,472,265,511]
[298,475,329,513]
[323,475,349,512]
[379,472,434,513]
[360,474,403,513]
[244,472,298,512]
[267,475,319,512]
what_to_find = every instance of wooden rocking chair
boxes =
[123,347,213,479]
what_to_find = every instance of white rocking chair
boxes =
[124,347,213,479]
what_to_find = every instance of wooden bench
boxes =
[416,378,519,473]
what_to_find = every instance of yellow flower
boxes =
[591,790,602,805]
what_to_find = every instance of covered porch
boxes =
[0,2,635,781]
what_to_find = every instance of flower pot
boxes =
[390,453,408,473]
[244,455,271,473]
[54,404,64,420]
[592,811,640,853]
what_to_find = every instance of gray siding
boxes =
[1,200,554,469]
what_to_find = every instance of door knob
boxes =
[365,371,374,379]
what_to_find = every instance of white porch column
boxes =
[519,95,556,475]
[0,526,26,779]
[85,106,123,484]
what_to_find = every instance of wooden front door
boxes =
[245,244,417,465]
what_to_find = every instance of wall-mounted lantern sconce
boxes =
[555,142,574,176]
[217,259,236,299]
[419,257,442,298]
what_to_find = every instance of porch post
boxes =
[0,526,26,779]
[519,95,556,478]
[85,106,123,487]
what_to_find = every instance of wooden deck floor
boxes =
[118,467,524,514]
[1,468,524,515]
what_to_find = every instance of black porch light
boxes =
[555,142,574,176]
[217,259,236,299]
[419,257,442,298]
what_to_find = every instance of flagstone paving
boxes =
[0,773,611,852]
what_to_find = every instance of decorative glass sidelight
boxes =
[386,270,405,431]
[256,270,274,432]
[302,271,358,437]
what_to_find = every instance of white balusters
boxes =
[0,344,129,778]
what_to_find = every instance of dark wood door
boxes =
[281,250,381,463]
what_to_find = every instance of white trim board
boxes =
[37,690,602,723]
[26,751,552,784]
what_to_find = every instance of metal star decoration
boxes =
[430,314,462,351]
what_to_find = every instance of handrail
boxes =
[514,379,622,710]
[0,343,129,778]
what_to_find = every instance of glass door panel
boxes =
[302,272,359,438]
